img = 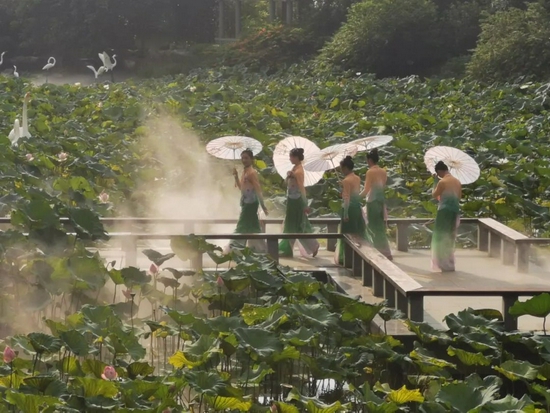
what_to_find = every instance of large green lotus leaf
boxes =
[169,351,203,369]
[22,375,68,397]
[119,379,161,401]
[249,270,283,290]
[444,309,503,334]
[274,402,300,413]
[205,315,246,333]
[141,249,175,266]
[157,276,180,289]
[410,347,456,375]
[283,273,321,297]
[107,332,146,361]
[233,327,283,358]
[238,362,274,384]
[185,334,221,361]
[5,390,59,413]
[257,309,290,330]
[108,269,125,285]
[509,293,550,318]
[240,303,282,325]
[457,331,500,353]
[483,394,535,412]
[184,370,225,396]
[121,267,151,287]
[67,207,109,241]
[219,270,250,292]
[447,346,492,367]
[405,320,451,344]
[287,388,348,413]
[342,301,383,323]
[60,330,93,356]
[58,356,83,377]
[81,359,108,379]
[67,255,108,291]
[162,307,198,326]
[27,332,63,355]
[291,303,338,328]
[84,395,120,410]
[386,385,425,404]
[74,377,118,398]
[281,327,317,346]
[435,381,494,412]
[11,198,59,229]
[0,373,26,389]
[204,395,252,412]
[493,360,539,382]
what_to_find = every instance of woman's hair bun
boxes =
[345,155,353,161]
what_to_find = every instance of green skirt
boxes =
[279,197,319,257]
[431,208,459,272]
[230,200,262,250]
[336,198,372,265]
[366,200,392,259]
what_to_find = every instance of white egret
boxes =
[42,57,56,83]
[87,65,106,79]
[9,119,20,146]
[0,52,5,66]
[8,93,31,143]
[99,52,117,81]
[13,66,18,78]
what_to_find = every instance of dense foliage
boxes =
[2,238,550,411]
[467,2,550,82]
[315,0,441,76]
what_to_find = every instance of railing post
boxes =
[384,279,396,308]
[362,261,373,287]
[502,241,515,266]
[373,270,384,297]
[408,294,424,322]
[489,233,501,258]
[123,236,137,267]
[327,222,338,252]
[396,293,408,315]
[517,243,530,273]
[266,238,279,264]
[502,293,519,331]
[352,250,362,278]
[192,251,203,273]
[344,241,353,269]
[478,224,489,252]
[396,222,409,252]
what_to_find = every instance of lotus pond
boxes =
[0,66,550,411]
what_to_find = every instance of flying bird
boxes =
[87,64,107,79]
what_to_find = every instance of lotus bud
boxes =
[189,86,196,93]
[123,289,132,300]
[101,365,117,380]
[149,263,159,275]
[216,276,224,287]
[98,191,109,204]
[270,404,277,413]
[25,153,34,161]
[57,152,68,162]
[3,346,15,363]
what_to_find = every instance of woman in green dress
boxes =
[228,149,268,252]
[360,148,393,260]
[335,156,372,265]
[278,148,319,258]
[431,161,462,272]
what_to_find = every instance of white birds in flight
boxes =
[1,50,118,146]
[0,50,117,82]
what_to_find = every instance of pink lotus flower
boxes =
[216,276,224,287]
[149,263,159,275]
[98,191,109,204]
[25,154,34,161]
[57,152,68,162]
[3,346,15,363]
[270,404,277,413]
[122,289,132,300]
[101,365,117,380]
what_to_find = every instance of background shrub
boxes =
[467,3,550,82]
[315,0,441,77]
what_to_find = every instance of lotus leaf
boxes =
[494,360,539,382]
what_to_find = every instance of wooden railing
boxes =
[0,216,537,271]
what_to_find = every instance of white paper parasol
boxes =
[424,146,480,184]
[303,143,357,172]
[349,135,393,152]
[206,136,263,160]
[273,136,324,187]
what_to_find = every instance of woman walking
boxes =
[278,148,319,258]
[360,148,393,259]
[431,161,462,272]
[335,156,372,264]
[228,149,268,252]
